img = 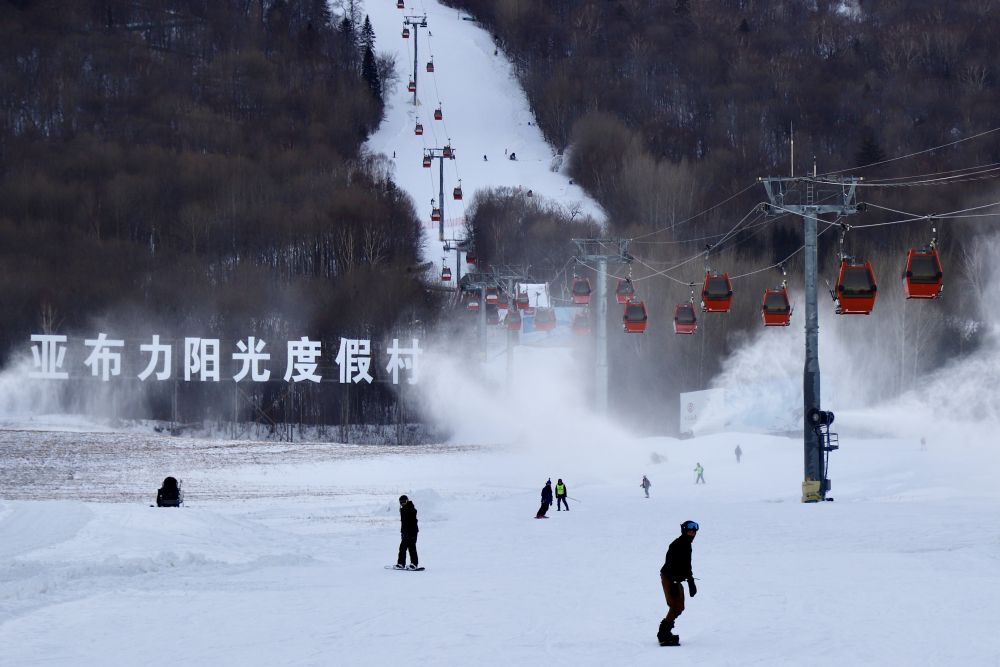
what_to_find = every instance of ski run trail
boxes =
[2,1,1000,666]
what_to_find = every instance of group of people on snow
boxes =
[536,478,569,517]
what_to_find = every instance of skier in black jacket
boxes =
[536,480,553,518]
[657,520,699,646]
[395,495,419,569]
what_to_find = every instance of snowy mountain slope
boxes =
[1,427,998,666]
[363,0,605,274]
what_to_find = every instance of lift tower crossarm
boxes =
[759,175,862,501]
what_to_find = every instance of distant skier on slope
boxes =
[694,462,705,484]
[395,495,420,569]
[555,478,569,511]
[641,475,651,498]
[734,445,742,463]
[536,480,553,518]
[657,520,699,646]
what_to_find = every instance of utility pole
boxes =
[760,173,862,500]
[424,146,454,242]
[403,15,427,105]
[571,238,633,415]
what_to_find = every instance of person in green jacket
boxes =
[555,478,569,511]
[694,462,705,484]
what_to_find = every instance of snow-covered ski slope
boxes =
[1,423,998,666]
[363,0,604,267]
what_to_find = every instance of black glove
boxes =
[687,578,697,597]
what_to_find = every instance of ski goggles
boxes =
[682,521,699,532]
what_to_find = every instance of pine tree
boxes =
[855,132,886,168]
[361,15,375,52]
[362,44,382,102]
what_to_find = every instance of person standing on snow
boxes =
[734,445,742,463]
[536,480,553,518]
[395,495,419,569]
[555,478,569,511]
[641,475,651,498]
[657,520,699,646]
[694,462,705,484]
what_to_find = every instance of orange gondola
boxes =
[615,277,636,305]
[623,300,648,334]
[571,277,592,306]
[414,122,423,136]
[761,287,792,327]
[506,308,522,331]
[673,303,698,335]
[534,307,557,332]
[572,310,591,335]
[833,259,878,315]
[903,248,943,299]
[701,271,733,313]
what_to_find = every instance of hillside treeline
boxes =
[0,1,434,430]
[451,0,1000,431]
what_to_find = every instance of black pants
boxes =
[536,502,550,517]
[398,533,418,566]
[556,497,569,511]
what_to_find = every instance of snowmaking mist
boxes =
[703,231,1000,451]
[413,329,636,481]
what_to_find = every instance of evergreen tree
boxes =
[362,44,382,102]
[361,15,375,52]
[855,132,886,168]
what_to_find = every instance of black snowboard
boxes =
[385,565,425,571]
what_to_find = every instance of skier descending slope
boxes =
[536,480,553,518]
[394,495,421,570]
[657,520,700,646]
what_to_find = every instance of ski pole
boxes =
[567,496,581,503]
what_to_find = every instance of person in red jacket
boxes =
[657,520,699,646]
[395,495,419,569]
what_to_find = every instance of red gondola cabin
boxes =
[701,272,733,313]
[407,80,415,93]
[430,208,441,222]
[422,155,431,168]
[534,308,557,332]
[834,260,878,315]
[506,308,522,331]
[485,288,498,305]
[515,292,530,310]
[426,60,434,73]
[396,0,404,8]
[441,266,452,282]
[402,28,410,38]
[442,145,453,159]
[615,278,636,305]
[761,288,792,327]
[572,311,591,335]
[902,249,943,299]
[434,108,443,120]
[673,303,698,335]
[623,300,648,334]
[571,277,592,306]
[414,122,423,136]
[466,251,476,265]
[453,185,463,200]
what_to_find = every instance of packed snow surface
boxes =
[1,422,998,666]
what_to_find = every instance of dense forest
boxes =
[450,0,1000,430]
[0,0,436,432]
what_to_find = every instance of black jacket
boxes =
[659,534,694,582]
[541,483,553,504]
[400,501,418,535]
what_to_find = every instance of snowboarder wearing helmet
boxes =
[657,520,699,646]
[395,495,419,569]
